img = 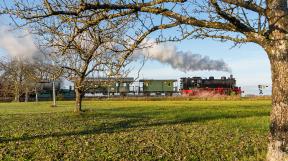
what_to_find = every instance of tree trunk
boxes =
[14,84,20,102]
[266,47,288,160]
[74,87,83,113]
[24,87,28,102]
[73,76,86,113]
[265,1,288,159]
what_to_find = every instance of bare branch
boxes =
[221,0,266,15]
[210,0,255,33]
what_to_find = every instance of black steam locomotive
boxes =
[180,75,242,95]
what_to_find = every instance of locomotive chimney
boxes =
[230,75,233,79]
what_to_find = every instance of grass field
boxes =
[0,100,271,160]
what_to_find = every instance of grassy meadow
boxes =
[0,100,271,160]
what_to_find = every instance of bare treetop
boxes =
[2,0,278,45]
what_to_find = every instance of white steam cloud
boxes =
[138,42,231,73]
[0,27,231,73]
[0,27,39,59]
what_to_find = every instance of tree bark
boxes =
[14,83,20,102]
[74,78,85,113]
[265,1,288,159]
[74,88,82,112]
[266,46,288,160]
[74,87,83,113]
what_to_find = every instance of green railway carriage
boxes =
[84,77,134,96]
[139,79,177,96]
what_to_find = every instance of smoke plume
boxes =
[138,42,231,73]
[0,27,40,59]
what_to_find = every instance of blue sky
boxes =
[0,7,272,96]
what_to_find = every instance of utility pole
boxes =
[35,86,38,102]
[52,78,56,107]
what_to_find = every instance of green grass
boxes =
[0,100,271,160]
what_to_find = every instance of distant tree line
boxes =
[0,56,61,102]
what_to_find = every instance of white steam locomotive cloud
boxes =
[138,42,231,73]
[0,27,38,58]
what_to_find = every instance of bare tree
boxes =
[0,57,37,102]
[0,56,59,103]
[50,30,129,112]
[34,11,136,112]
[2,0,288,159]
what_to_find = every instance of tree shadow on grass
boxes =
[0,108,269,143]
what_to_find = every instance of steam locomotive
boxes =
[180,75,242,96]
